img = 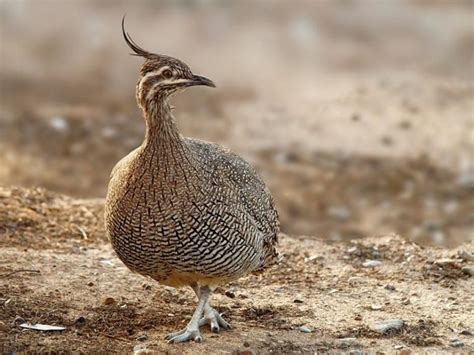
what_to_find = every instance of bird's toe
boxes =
[166,328,202,344]
[198,306,231,333]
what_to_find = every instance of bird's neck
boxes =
[142,99,184,150]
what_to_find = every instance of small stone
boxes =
[225,290,236,299]
[234,351,257,355]
[335,337,358,348]
[363,260,382,268]
[371,319,404,334]
[370,304,383,311]
[49,116,68,131]
[393,345,404,349]
[434,258,461,266]
[103,297,116,305]
[450,339,464,347]
[384,284,396,291]
[243,341,250,347]
[87,282,94,287]
[305,255,324,263]
[299,325,311,333]
[75,316,86,324]
[354,315,362,321]
[293,298,304,304]
[461,266,474,276]
[133,344,153,355]
[460,330,473,336]
[458,251,474,262]
[137,335,147,342]
[13,316,25,325]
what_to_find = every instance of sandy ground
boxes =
[1,0,473,247]
[1,187,473,353]
[1,2,473,352]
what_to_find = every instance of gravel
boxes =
[370,319,404,334]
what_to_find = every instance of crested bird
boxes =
[104,18,280,343]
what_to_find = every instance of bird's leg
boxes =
[166,285,210,343]
[191,285,232,333]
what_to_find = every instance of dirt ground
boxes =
[1,1,473,353]
[1,0,473,247]
[1,187,473,353]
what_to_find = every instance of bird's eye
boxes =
[162,69,173,79]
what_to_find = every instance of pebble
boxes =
[234,350,257,355]
[371,319,404,334]
[294,298,304,304]
[225,290,236,299]
[335,337,358,348]
[434,258,461,266]
[103,297,116,305]
[75,316,86,324]
[458,251,474,262]
[450,339,464,347]
[461,266,474,276]
[13,316,25,325]
[363,260,382,268]
[305,255,324,263]
[384,284,396,291]
[243,341,250,347]
[299,325,312,333]
[133,344,153,355]
[460,330,473,336]
[136,335,147,342]
[370,304,383,311]
[87,282,94,287]
[49,116,68,131]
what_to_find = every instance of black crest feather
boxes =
[122,15,152,58]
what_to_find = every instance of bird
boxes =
[104,18,280,344]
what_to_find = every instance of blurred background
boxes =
[0,0,473,246]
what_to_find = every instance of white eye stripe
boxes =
[145,78,191,100]
[159,78,189,85]
[139,66,172,91]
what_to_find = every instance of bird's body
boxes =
[104,18,279,343]
[105,132,279,288]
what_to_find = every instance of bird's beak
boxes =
[190,74,216,88]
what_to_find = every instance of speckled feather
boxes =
[105,51,279,288]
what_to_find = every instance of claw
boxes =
[198,306,232,333]
[167,328,202,344]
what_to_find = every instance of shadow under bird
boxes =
[104,18,280,343]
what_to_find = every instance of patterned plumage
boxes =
[104,18,279,343]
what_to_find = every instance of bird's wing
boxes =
[185,138,280,247]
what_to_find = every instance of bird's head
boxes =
[122,17,215,111]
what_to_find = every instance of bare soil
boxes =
[1,187,473,353]
[1,0,473,248]
[1,1,473,352]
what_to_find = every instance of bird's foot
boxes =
[166,326,202,344]
[198,306,232,333]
